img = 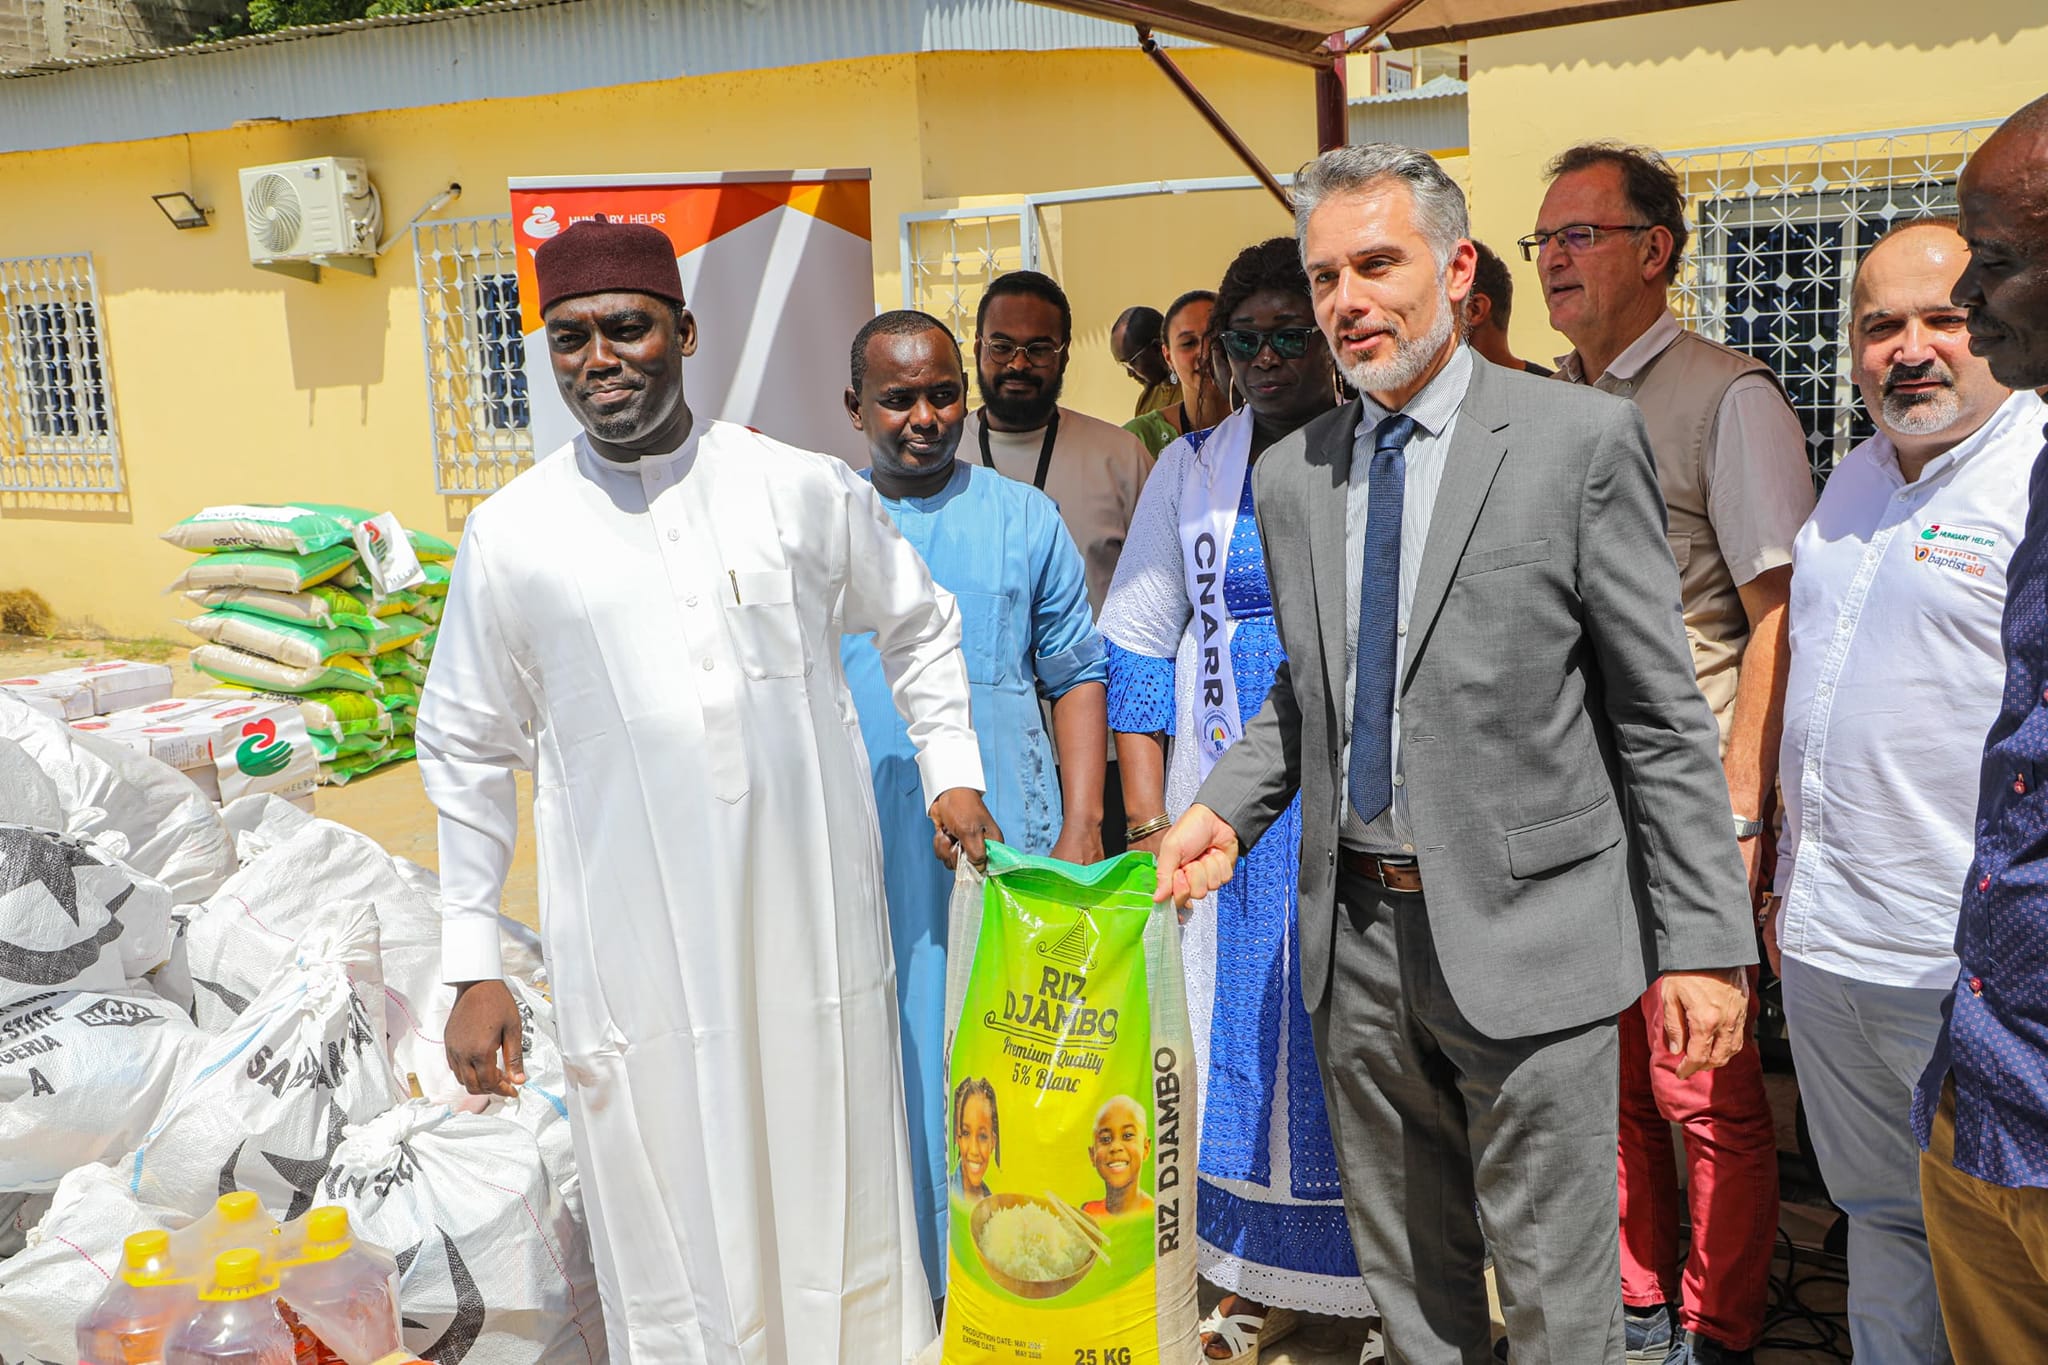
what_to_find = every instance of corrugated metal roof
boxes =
[0,0,1198,155]
[0,0,574,77]
[1348,74,1465,106]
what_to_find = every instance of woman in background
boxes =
[1124,289,1230,458]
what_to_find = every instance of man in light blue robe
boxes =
[840,310,1109,1303]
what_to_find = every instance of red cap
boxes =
[533,215,685,315]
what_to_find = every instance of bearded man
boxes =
[1152,144,1757,1364]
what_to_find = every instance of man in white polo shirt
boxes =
[1769,217,2044,1365]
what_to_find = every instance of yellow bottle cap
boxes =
[123,1229,170,1270]
[296,1206,354,1262]
[200,1248,277,1302]
[216,1191,262,1224]
[119,1230,183,1288]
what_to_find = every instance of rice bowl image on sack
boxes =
[941,845,1197,1363]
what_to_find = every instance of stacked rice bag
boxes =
[164,504,455,787]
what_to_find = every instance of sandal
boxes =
[1197,1297,1299,1363]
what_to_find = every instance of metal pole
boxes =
[1315,33,1347,152]
[1135,26,1293,212]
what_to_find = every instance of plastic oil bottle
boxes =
[171,1192,281,1269]
[274,1208,403,1365]
[76,1229,196,1365]
[163,1248,296,1365]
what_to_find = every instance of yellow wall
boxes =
[0,45,1315,636]
[1464,0,2048,367]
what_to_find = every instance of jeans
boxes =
[1780,955,1952,1364]
[1617,970,1779,1351]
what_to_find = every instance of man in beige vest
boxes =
[1532,142,1815,1365]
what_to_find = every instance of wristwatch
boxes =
[1732,814,1765,840]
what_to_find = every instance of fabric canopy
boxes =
[1032,1,1736,61]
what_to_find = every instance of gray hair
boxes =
[1292,143,1470,268]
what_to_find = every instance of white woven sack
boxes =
[0,739,62,830]
[0,692,237,907]
[0,823,174,1010]
[0,1163,179,1363]
[0,989,207,1193]
[221,791,317,866]
[0,1192,51,1259]
[318,1100,605,1365]
[126,902,401,1219]
[184,820,545,1104]
[183,818,440,1038]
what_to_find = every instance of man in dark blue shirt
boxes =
[1916,92,2048,1365]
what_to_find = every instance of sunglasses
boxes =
[1218,327,1320,361]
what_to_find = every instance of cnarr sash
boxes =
[1180,406,1254,779]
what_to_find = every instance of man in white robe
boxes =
[418,217,998,1364]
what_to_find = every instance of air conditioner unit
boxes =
[238,157,381,268]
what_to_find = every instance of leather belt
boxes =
[1338,848,1424,895]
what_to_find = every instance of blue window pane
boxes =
[14,301,108,440]
[475,274,529,431]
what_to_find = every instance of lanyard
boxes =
[975,408,1061,491]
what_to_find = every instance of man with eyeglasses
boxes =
[962,270,1155,852]
[1532,141,1815,1365]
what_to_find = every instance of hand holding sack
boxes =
[940,847,1198,1364]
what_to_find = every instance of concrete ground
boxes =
[6,634,1853,1362]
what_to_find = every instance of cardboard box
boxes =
[1,674,94,720]
[74,659,175,714]
[3,660,173,718]
[72,697,317,804]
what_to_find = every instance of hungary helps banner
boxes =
[508,170,877,466]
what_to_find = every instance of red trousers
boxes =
[1617,973,1780,1351]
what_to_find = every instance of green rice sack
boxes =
[185,610,370,670]
[312,730,389,761]
[170,544,357,594]
[941,846,1198,1365]
[162,504,357,555]
[299,503,457,562]
[364,613,431,656]
[374,676,419,712]
[318,738,411,786]
[190,643,378,695]
[345,585,425,619]
[184,585,378,633]
[200,684,392,742]
[340,559,452,597]
[373,653,426,683]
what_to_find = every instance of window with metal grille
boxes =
[1667,122,1993,483]
[413,217,533,495]
[900,208,1032,342]
[0,254,122,494]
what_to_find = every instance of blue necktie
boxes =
[1348,413,1417,827]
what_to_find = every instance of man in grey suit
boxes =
[1155,144,1760,1364]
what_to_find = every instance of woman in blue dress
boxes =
[1100,239,1374,1361]
[839,310,1107,1308]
